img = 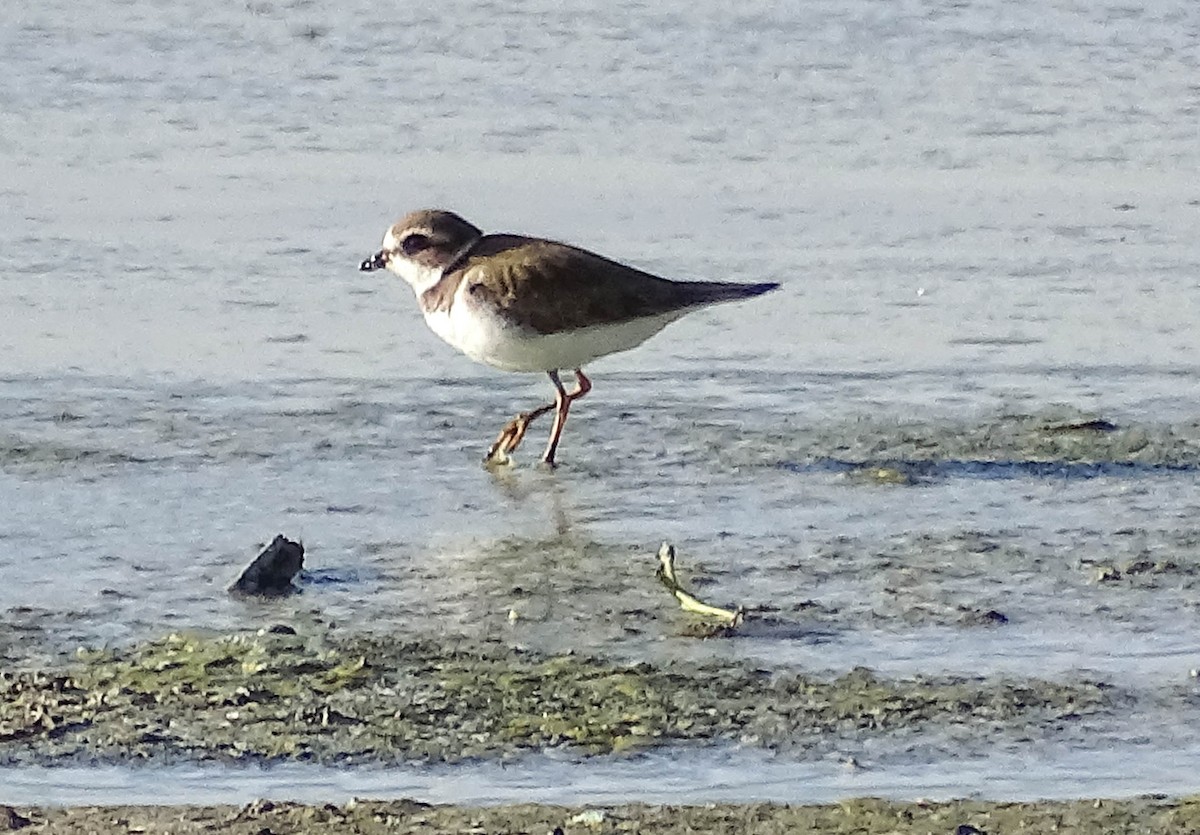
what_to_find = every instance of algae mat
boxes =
[0,629,1110,766]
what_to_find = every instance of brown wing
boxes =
[453,234,710,335]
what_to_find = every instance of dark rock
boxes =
[958,607,1009,627]
[0,806,32,830]
[229,536,304,597]
[1044,418,1119,433]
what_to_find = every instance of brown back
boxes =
[449,235,700,334]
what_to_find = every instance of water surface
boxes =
[3,0,1200,807]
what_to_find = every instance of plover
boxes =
[360,209,778,466]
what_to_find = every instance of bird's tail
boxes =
[681,281,780,305]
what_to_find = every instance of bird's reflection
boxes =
[411,466,658,656]
[484,463,575,539]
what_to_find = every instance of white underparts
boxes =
[423,280,687,372]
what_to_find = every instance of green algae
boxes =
[712,409,1200,472]
[0,629,1113,766]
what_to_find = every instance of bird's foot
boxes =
[483,413,534,467]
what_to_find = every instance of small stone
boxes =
[230,536,305,597]
[0,807,33,831]
[569,809,607,826]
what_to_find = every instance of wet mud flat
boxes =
[6,393,1200,831]
[6,795,1200,835]
[0,627,1181,833]
[0,629,1110,765]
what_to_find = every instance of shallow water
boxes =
[4,0,1200,807]
[9,737,1200,807]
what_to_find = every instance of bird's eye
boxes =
[400,233,431,255]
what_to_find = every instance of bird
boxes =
[359,209,778,466]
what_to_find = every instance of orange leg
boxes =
[541,369,592,466]
[483,401,556,466]
[483,369,592,467]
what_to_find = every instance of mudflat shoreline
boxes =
[6,796,1200,834]
[1,628,1189,832]
[0,629,1109,767]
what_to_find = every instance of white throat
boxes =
[386,257,443,296]
[380,227,443,295]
